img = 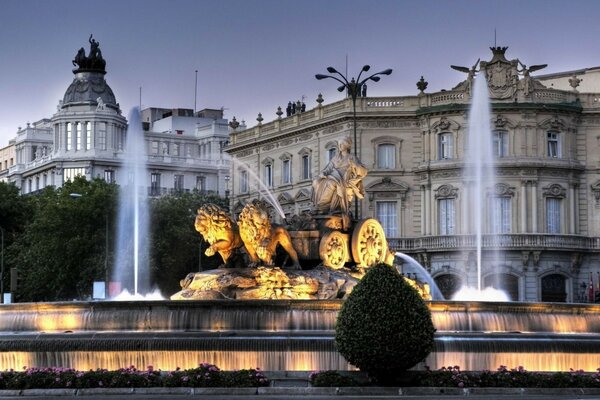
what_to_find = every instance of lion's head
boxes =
[238,200,272,246]
[195,203,235,244]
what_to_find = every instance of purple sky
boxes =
[1,0,599,146]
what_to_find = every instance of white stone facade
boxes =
[226,47,600,303]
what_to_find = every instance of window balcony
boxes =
[388,234,600,253]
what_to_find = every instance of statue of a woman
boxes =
[311,136,367,227]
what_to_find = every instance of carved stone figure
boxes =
[194,204,244,267]
[238,200,300,269]
[311,136,367,228]
[96,97,106,111]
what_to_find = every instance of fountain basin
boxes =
[0,300,598,371]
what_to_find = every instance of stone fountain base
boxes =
[170,266,362,300]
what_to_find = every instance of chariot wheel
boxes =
[319,230,350,270]
[351,218,387,268]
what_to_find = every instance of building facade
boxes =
[226,47,600,303]
[5,39,231,197]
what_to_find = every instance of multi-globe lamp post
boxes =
[315,64,392,218]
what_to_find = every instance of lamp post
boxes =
[315,64,392,218]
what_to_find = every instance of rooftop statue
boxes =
[311,136,367,230]
[72,34,106,73]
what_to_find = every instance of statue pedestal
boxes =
[170,266,362,300]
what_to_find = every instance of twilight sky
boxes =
[1,0,599,146]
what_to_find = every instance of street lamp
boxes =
[315,64,392,218]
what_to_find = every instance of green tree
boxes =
[335,263,436,383]
[150,192,227,296]
[9,177,117,301]
[0,182,32,295]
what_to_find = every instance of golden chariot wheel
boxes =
[351,218,388,268]
[319,230,350,270]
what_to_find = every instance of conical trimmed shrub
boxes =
[335,263,435,383]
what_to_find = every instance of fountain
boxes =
[1,46,599,374]
[113,108,152,297]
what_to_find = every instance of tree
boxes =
[9,177,117,301]
[149,192,227,296]
[335,263,436,383]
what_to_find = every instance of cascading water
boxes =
[113,108,151,296]
[395,252,444,300]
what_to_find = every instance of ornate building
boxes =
[5,37,231,196]
[226,47,600,303]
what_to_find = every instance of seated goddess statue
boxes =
[311,136,367,228]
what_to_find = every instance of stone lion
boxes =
[238,200,300,269]
[195,204,244,267]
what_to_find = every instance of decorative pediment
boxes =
[295,188,311,202]
[298,147,312,156]
[431,117,460,133]
[324,140,338,150]
[542,183,566,198]
[434,184,459,199]
[366,178,409,201]
[371,135,402,145]
[277,192,294,205]
[490,183,516,197]
[261,157,274,165]
[539,115,566,131]
[279,152,292,160]
[493,114,516,129]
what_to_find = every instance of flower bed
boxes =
[0,363,268,390]
[309,366,600,388]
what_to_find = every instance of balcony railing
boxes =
[388,234,600,253]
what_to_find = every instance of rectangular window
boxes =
[240,170,249,193]
[439,198,455,235]
[282,159,291,184]
[63,167,85,182]
[97,122,107,150]
[493,131,508,157]
[377,201,398,237]
[490,197,511,233]
[104,170,114,183]
[264,164,273,187]
[377,144,396,169]
[547,131,560,158]
[66,123,72,151]
[302,154,310,180]
[54,125,59,149]
[174,174,184,192]
[85,122,91,150]
[546,198,561,234]
[196,176,206,192]
[150,173,161,196]
[439,133,453,160]
[76,122,82,150]
[151,141,159,155]
[173,143,180,156]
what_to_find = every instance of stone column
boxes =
[520,181,527,233]
[425,185,432,235]
[531,181,538,233]
[421,185,426,235]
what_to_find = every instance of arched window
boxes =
[434,274,462,300]
[541,274,567,302]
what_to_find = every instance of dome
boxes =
[62,71,118,109]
